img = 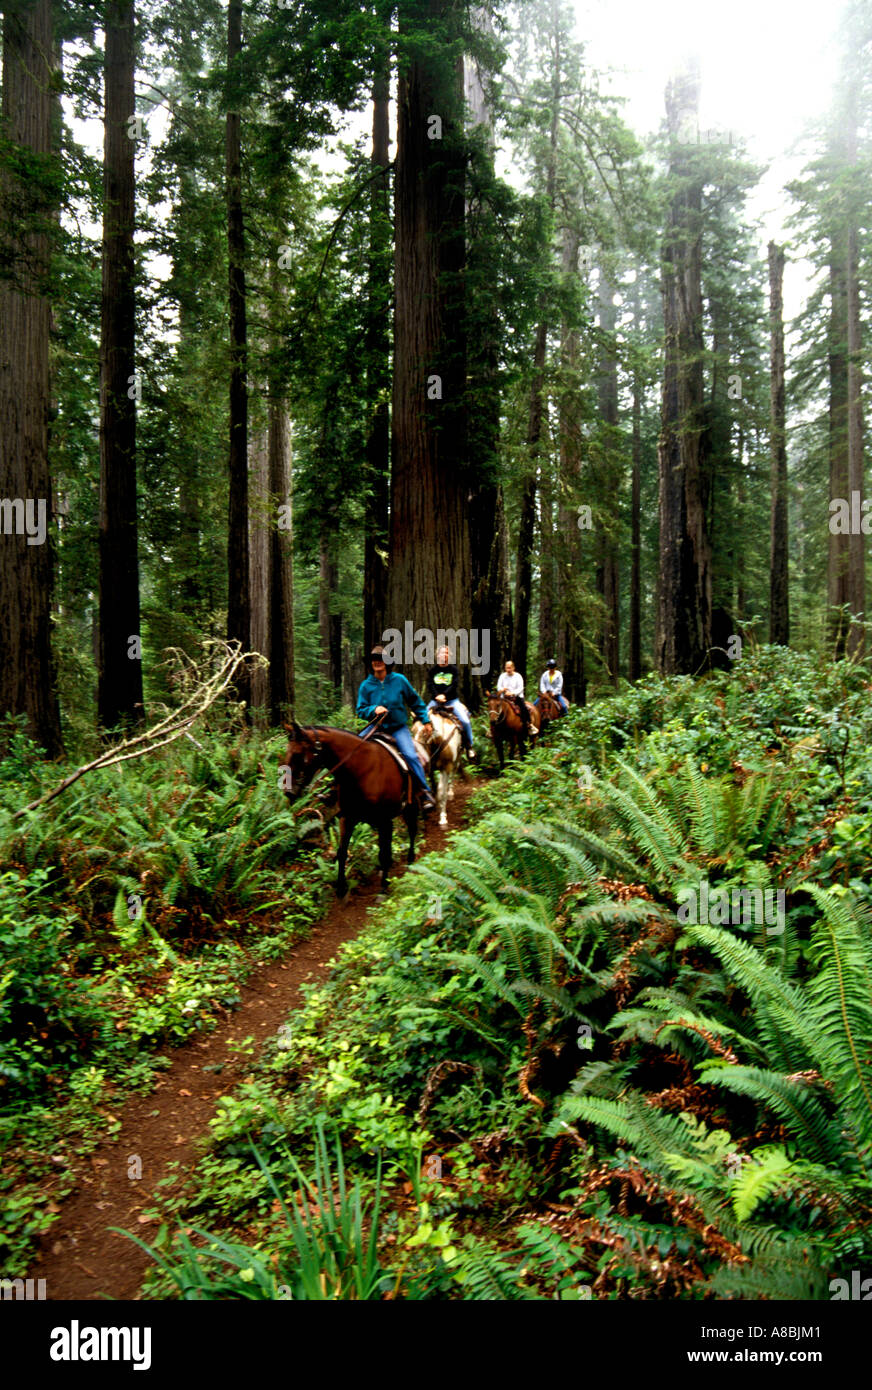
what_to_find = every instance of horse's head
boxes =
[280,719,323,802]
[486,692,505,726]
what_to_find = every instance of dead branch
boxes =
[12,640,266,821]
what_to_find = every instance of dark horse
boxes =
[537,689,568,733]
[485,693,541,772]
[280,722,420,896]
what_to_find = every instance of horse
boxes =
[280,721,429,896]
[537,689,568,733]
[485,693,540,772]
[414,708,464,827]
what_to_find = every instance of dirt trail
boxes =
[34,777,480,1300]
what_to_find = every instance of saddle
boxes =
[371,731,430,805]
[429,706,463,733]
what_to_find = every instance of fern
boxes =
[730,1147,793,1221]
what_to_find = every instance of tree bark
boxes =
[248,422,270,720]
[538,472,556,669]
[226,0,250,705]
[0,0,63,755]
[596,267,620,685]
[514,318,547,680]
[553,229,584,702]
[319,529,341,702]
[466,29,511,704]
[98,0,143,732]
[827,252,850,657]
[845,87,865,658]
[267,389,294,720]
[363,59,390,659]
[629,348,642,681]
[767,241,790,647]
[387,8,471,697]
[656,65,711,676]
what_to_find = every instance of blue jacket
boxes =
[357,671,430,732]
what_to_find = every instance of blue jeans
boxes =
[427,698,474,749]
[363,722,430,792]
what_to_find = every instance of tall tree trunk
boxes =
[656,65,711,675]
[226,0,250,705]
[828,252,850,657]
[363,59,390,659]
[267,395,295,720]
[554,229,584,702]
[515,13,560,684]
[319,530,340,703]
[0,0,62,755]
[845,88,865,657]
[538,473,556,669]
[387,12,471,697]
[629,359,642,681]
[248,422,269,721]
[736,425,746,619]
[98,0,143,732]
[466,30,511,703]
[768,241,790,646]
[596,267,620,685]
[514,318,547,679]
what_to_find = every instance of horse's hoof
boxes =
[439,814,448,827]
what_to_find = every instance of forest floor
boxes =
[33,774,482,1300]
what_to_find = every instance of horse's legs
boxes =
[377,819,393,890]
[496,734,505,773]
[404,803,418,863]
[437,769,449,826]
[336,816,353,897]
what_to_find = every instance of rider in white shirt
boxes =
[496,660,534,736]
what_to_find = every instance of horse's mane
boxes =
[292,724,363,737]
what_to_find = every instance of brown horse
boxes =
[485,693,540,771]
[537,689,568,733]
[280,722,425,896]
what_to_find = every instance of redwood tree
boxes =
[226,0,250,704]
[386,5,472,691]
[0,0,62,755]
[98,0,144,731]
[768,241,790,646]
[656,65,712,675]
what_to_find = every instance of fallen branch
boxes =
[12,640,265,821]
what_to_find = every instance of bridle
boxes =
[488,695,509,728]
[285,713,388,796]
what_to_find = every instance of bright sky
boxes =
[574,0,849,320]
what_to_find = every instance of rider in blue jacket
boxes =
[357,646,436,810]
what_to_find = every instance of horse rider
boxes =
[536,658,569,714]
[357,645,437,811]
[496,659,534,738]
[426,645,476,761]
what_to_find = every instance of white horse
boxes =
[414,710,464,826]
